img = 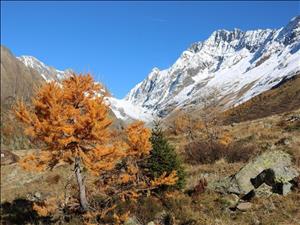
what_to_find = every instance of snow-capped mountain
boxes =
[16,55,151,122]
[17,56,72,82]
[16,16,300,122]
[125,16,300,118]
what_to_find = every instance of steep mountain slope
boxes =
[223,74,300,124]
[0,46,44,109]
[16,54,152,122]
[125,16,300,119]
[17,55,125,127]
[1,47,124,150]
[1,46,45,149]
[17,56,72,82]
[107,97,154,122]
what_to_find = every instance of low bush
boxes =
[187,178,208,197]
[184,140,257,164]
[45,174,61,185]
[226,142,257,163]
[132,197,164,224]
[184,141,226,164]
[285,120,300,132]
[277,117,300,132]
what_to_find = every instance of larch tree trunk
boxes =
[74,157,89,211]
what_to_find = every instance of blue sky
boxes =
[1,1,299,98]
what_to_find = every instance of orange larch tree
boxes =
[15,74,178,216]
[15,74,124,211]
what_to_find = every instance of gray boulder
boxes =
[236,202,253,211]
[210,150,299,197]
[282,182,293,196]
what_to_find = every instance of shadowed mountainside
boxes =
[1,46,45,150]
[224,75,300,124]
[1,46,44,110]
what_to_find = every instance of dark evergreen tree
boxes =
[147,120,185,189]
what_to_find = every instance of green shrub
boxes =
[147,121,186,189]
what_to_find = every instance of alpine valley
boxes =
[2,6,300,225]
[4,16,300,122]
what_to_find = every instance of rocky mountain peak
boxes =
[12,16,300,122]
[123,16,300,121]
[276,15,300,45]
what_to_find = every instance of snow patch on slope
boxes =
[107,97,154,122]
[17,56,71,82]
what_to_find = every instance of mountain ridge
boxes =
[17,55,73,82]
[14,16,300,122]
[124,16,300,119]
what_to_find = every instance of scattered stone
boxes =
[286,115,300,122]
[153,210,169,225]
[275,138,290,146]
[26,191,46,202]
[220,194,239,208]
[34,192,42,199]
[236,202,252,211]
[124,217,141,225]
[210,150,299,198]
[251,218,261,225]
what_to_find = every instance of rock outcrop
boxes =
[211,150,299,197]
